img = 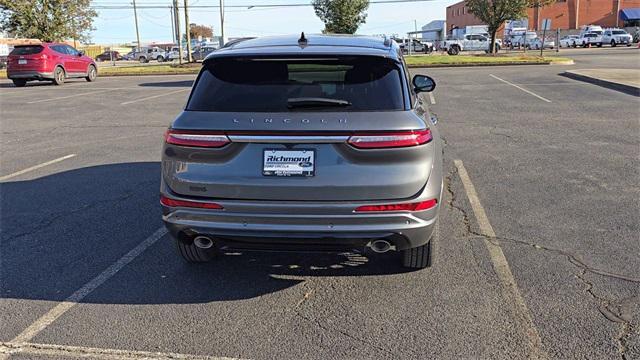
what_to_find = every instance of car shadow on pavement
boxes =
[138,80,194,88]
[0,162,411,305]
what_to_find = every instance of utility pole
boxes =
[219,0,225,46]
[414,19,417,32]
[173,0,183,64]
[184,0,193,62]
[132,0,141,51]
[170,6,175,43]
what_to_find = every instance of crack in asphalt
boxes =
[489,126,515,140]
[446,163,638,359]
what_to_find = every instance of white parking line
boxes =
[0,342,240,360]
[0,154,76,181]
[489,74,552,103]
[121,88,189,105]
[10,227,168,345]
[428,92,436,105]
[26,89,116,104]
[454,160,545,359]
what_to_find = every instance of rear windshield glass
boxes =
[187,57,405,112]
[10,45,44,55]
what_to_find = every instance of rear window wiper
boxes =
[287,97,352,109]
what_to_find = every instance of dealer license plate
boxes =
[263,149,315,177]
[18,59,27,65]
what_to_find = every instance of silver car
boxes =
[160,34,443,269]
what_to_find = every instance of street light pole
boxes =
[184,0,193,62]
[219,0,225,46]
[132,0,141,51]
[173,0,183,64]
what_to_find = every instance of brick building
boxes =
[446,0,640,34]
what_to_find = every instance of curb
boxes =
[562,71,640,97]
[407,59,573,68]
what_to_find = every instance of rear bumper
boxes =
[162,201,438,252]
[8,70,54,80]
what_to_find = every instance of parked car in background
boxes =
[602,28,633,47]
[576,32,603,47]
[527,37,555,49]
[442,34,501,55]
[95,51,122,62]
[559,35,580,47]
[191,46,217,61]
[0,43,10,69]
[166,46,186,61]
[122,50,136,60]
[7,43,97,87]
[133,47,167,63]
[580,25,604,37]
[396,38,433,54]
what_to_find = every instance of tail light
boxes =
[165,129,230,148]
[160,195,224,210]
[347,129,432,149]
[354,199,437,212]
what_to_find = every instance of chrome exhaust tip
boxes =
[193,236,214,249]
[368,239,394,253]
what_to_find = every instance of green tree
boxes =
[0,0,97,43]
[189,23,213,39]
[312,0,369,34]
[466,0,529,54]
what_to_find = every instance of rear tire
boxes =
[85,65,97,82]
[175,236,215,263]
[402,219,437,269]
[403,240,432,269]
[157,55,164,63]
[611,40,617,47]
[12,79,27,87]
[52,66,65,85]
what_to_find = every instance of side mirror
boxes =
[77,50,84,56]
[412,75,436,93]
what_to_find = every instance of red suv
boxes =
[7,43,97,87]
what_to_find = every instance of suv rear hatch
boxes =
[164,55,433,201]
[8,45,46,72]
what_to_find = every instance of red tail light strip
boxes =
[160,195,224,210]
[347,129,432,149]
[165,129,432,149]
[354,199,437,212]
[165,130,230,148]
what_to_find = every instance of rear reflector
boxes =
[354,199,437,212]
[165,129,230,148]
[160,195,224,210]
[347,129,432,149]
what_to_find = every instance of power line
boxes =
[90,0,446,10]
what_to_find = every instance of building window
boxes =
[463,7,466,15]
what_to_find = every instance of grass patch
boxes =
[98,64,201,76]
[0,64,201,79]
[405,54,572,67]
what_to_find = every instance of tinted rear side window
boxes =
[187,56,405,112]
[10,46,44,55]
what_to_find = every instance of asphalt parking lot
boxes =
[0,47,638,359]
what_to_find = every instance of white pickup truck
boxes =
[575,32,603,47]
[602,28,633,47]
[441,34,501,55]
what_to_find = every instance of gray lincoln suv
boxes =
[161,34,443,269]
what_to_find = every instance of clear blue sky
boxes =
[90,0,459,44]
